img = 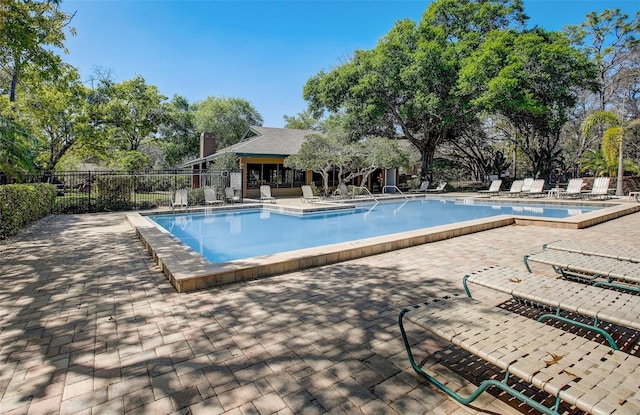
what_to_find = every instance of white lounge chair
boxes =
[423,182,446,193]
[498,180,523,197]
[558,178,584,198]
[225,187,241,203]
[477,179,502,196]
[259,185,276,203]
[520,179,545,197]
[416,181,430,192]
[204,187,223,205]
[171,189,188,212]
[583,177,611,200]
[520,178,534,193]
[301,185,320,202]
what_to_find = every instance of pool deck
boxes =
[127,193,640,292]
[1,194,639,415]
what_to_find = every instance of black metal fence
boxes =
[14,170,241,214]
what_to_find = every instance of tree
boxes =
[565,9,640,112]
[303,0,528,180]
[339,137,411,188]
[458,28,599,182]
[194,97,263,149]
[211,152,239,171]
[0,0,74,103]
[19,64,93,171]
[0,102,36,178]
[284,134,342,195]
[283,109,323,131]
[104,76,166,153]
[581,110,640,195]
[156,95,197,167]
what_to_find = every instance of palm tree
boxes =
[581,111,640,196]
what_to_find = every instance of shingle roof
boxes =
[178,126,320,168]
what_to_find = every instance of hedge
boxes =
[0,183,56,239]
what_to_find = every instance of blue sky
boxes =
[60,0,638,127]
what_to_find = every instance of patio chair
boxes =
[498,179,523,197]
[583,177,612,200]
[524,249,640,292]
[463,264,640,349]
[416,181,430,192]
[399,294,640,415]
[543,239,640,263]
[301,185,320,202]
[259,185,276,203]
[558,178,584,198]
[520,178,534,193]
[225,187,241,203]
[204,187,223,205]
[520,179,545,197]
[423,181,446,193]
[477,179,502,196]
[171,189,188,212]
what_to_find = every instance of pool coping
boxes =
[127,197,640,292]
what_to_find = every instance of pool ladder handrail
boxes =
[352,186,378,202]
[382,185,409,200]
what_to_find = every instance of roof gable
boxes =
[178,126,321,168]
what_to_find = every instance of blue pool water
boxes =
[150,199,598,264]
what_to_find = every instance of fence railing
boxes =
[15,170,241,214]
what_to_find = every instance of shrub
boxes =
[94,176,134,211]
[0,183,56,239]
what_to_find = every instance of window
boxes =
[246,162,304,188]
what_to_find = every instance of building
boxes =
[180,126,418,199]
[179,126,318,199]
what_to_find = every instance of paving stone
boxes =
[1,207,638,415]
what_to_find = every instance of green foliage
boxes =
[103,76,166,152]
[283,109,323,131]
[0,110,36,178]
[211,152,239,171]
[19,64,94,171]
[303,0,530,179]
[108,150,151,173]
[0,0,74,103]
[0,183,56,239]
[94,176,134,211]
[459,28,599,181]
[156,95,198,167]
[194,97,263,149]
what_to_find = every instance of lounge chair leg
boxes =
[462,275,472,297]
[523,255,532,273]
[399,307,562,415]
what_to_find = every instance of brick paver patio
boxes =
[1,206,639,415]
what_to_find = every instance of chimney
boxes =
[200,132,217,158]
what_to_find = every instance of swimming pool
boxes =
[149,199,599,264]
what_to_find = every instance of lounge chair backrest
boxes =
[435,182,446,191]
[301,185,313,198]
[260,185,272,199]
[204,187,221,204]
[565,178,583,194]
[521,178,534,192]
[591,177,610,195]
[488,180,502,192]
[508,180,523,193]
[225,187,239,202]
[174,189,188,206]
[419,181,430,191]
[528,179,544,193]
